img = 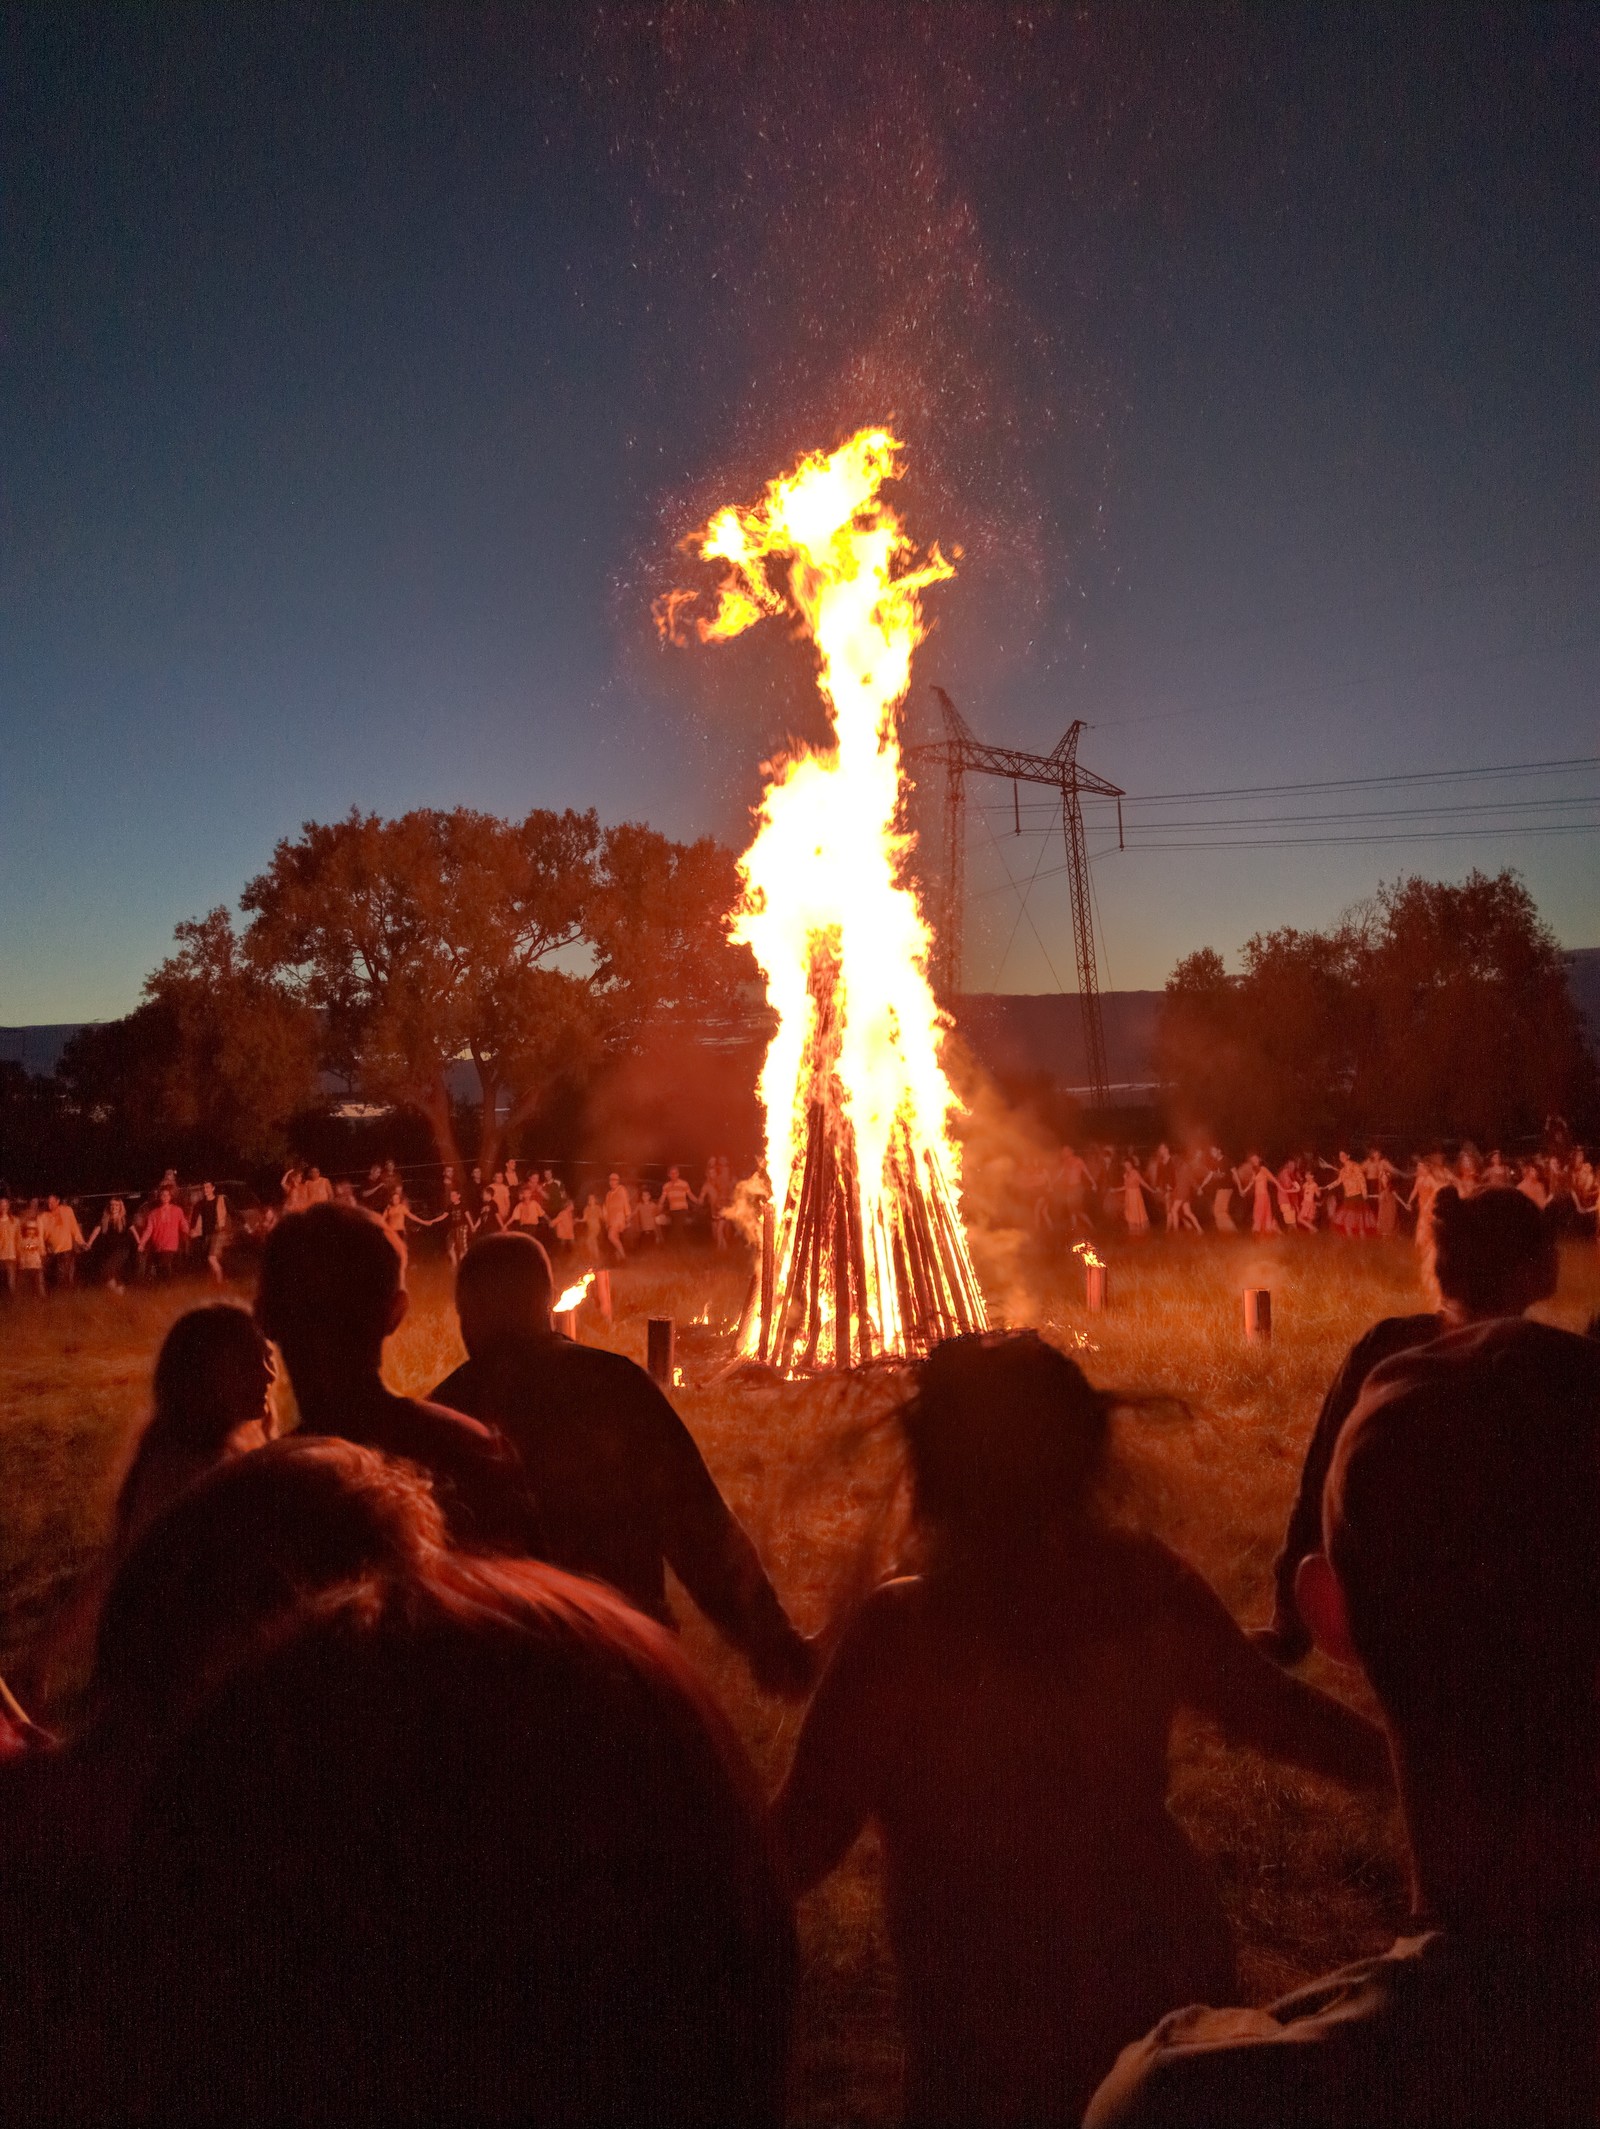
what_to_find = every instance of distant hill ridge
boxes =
[6,946,1598,1090]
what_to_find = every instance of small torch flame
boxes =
[1072,1241,1106,1271]
[553,1271,595,1314]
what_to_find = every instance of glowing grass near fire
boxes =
[660,428,987,1367]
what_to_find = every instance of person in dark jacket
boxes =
[1090,1321,1600,2129]
[256,1205,541,1558]
[432,1232,814,1698]
[1257,1184,1558,1661]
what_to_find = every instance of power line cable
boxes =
[973,753,1600,812]
[974,819,1599,898]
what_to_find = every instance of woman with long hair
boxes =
[84,1197,136,1292]
[771,1333,1386,2126]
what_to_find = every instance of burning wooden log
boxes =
[749,950,986,1373]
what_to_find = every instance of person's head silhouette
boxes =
[255,1205,406,1388]
[1298,1319,1600,1926]
[455,1231,554,1356]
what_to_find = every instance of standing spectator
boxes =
[254,1203,541,1554]
[635,1187,664,1247]
[42,1194,85,1290]
[773,1333,1385,2126]
[301,1165,333,1208]
[659,1165,695,1244]
[190,1182,229,1284]
[581,1191,605,1258]
[359,1163,387,1209]
[121,1549,796,2127]
[279,1164,309,1215]
[138,1184,192,1279]
[435,1234,815,1697]
[84,1197,136,1292]
[489,1167,513,1225]
[508,1181,545,1236]
[0,1195,19,1297]
[1089,1322,1600,2128]
[603,1172,632,1261]
[16,1201,47,1297]
[443,1189,478,1269]
[700,1159,731,1249]
[1257,1184,1559,1662]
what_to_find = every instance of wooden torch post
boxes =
[647,1316,676,1390]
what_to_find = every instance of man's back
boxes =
[433,1333,806,1680]
[1086,1922,1600,2128]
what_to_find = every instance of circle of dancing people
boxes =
[0,1189,1597,2123]
[1031,1133,1600,1245]
[0,1151,748,1298]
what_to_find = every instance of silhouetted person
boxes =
[115,1304,278,1556]
[26,1305,280,1718]
[0,1439,452,2122]
[256,1204,540,1554]
[432,1233,814,1697]
[120,1548,795,2123]
[771,1332,1388,2126]
[1089,1318,1600,2128]
[1259,1184,1559,1660]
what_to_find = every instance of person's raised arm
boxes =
[1165,1548,1389,1787]
[769,1594,894,1896]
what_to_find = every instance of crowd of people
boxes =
[0,1153,745,1297]
[1029,1134,1600,1244]
[0,1185,1595,2121]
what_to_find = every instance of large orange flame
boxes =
[663,427,986,1363]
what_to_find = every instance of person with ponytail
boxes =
[1257,1184,1559,1664]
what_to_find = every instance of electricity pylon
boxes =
[910,686,1125,1107]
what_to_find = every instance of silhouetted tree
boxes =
[1157,870,1595,1149]
[59,912,320,1168]
[238,806,758,1167]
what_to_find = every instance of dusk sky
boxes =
[5,3,1597,1024]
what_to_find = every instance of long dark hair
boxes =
[902,1330,1116,1565]
[143,1304,273,1458]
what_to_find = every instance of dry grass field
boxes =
[2,1231,1597,2122]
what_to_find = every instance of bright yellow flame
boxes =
[665,426,983,1362]
[1072,1240,1106,1272]
[553,1271,594,1314]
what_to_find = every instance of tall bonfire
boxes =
[659,427,987,1370]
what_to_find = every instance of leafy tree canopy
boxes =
[1156,870,1595,1151]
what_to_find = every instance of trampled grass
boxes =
[3,1232,1597,2122]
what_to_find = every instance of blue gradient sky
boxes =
[4,4,1596,1023]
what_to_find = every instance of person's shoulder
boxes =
[552,1340,684,1416]
[1085,1938,1432,2128]
[1348,1313,1441,1368]
[387,1392,498,1449]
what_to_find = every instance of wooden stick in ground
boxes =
[758,1199,777,1363]
[845,1137,874,1363]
